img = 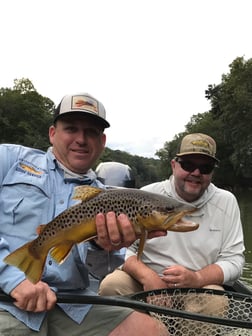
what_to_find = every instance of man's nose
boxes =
[75,131,88,143]
[191,168,201,175]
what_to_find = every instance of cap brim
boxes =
[176,152,219,162]
[54,111,110,128]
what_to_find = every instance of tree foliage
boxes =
[157,56,252,189]
[0,78,54,150]
[206,57,252,183]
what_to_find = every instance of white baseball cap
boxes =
[54,93,110,128]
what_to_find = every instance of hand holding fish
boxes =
[95,212,137,250]
[10,279,56,312]
[95,212,168,251]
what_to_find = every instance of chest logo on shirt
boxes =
[18,162,44,176]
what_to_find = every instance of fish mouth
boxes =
[163,208,199,232]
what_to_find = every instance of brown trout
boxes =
[4,186,199,284]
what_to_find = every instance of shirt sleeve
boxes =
[0,145,26,293]
[214,191,245,285]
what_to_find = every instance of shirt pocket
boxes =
[0,166,51,232]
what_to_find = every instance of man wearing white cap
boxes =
[0,93,168,336]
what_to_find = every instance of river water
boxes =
[236,190,252,288]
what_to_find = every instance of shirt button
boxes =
[48,260,52,265]
[59,199,64,204]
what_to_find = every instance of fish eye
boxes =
[165,206,175,212]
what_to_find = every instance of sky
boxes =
[1,0,252,158]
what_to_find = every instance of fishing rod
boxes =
[0,288,251,329]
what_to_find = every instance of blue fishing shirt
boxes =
[0,144,105,331]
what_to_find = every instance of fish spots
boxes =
[4,186,198,283]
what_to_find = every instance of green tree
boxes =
[156,56,252,188]
[206,57,252,185]
[0,78,54,150]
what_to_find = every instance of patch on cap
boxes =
[176,133,219,162]
[54,93,110,128]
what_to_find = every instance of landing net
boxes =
[132,288,252,336]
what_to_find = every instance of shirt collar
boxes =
[47,147,96,184]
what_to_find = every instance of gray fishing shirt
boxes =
[126,176,245,285]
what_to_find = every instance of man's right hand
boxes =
[95,212,167,251]
[10,279,56,312]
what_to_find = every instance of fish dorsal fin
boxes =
[72,186,104,202]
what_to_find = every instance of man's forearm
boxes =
[123,255,160,285]
[195,264,224,287]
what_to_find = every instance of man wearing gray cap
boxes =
[99,133,245,300]
[0,93,168,336]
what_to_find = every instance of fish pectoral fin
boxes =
[36,224,47,235]
[137,228,147,260]
[72,186,104,202]
[50,241,74,264]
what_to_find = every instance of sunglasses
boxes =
[175,158,217,175]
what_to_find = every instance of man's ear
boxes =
[48,125,56,144]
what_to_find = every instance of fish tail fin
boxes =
[3,242,46,284]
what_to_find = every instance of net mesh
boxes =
[133,288,252,336]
